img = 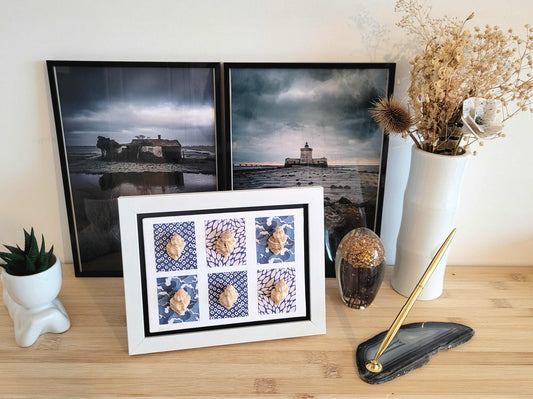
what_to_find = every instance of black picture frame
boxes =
[47,61,223,277]
[224,62,395,277]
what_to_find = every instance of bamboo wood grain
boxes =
[0,265,532,398]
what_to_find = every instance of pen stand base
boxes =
[356,322,474,384]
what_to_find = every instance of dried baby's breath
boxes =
[387,0,533,154]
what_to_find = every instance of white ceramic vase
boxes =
[1,255,70,347]
[391,146,471,300]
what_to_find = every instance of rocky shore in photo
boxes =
[66,145,216,176]
[233,165,379,205]
[233,165,380,277]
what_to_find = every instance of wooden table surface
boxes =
[0,265,532,398]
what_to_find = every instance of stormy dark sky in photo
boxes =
[54,65,216,147]
[230,67,389,165]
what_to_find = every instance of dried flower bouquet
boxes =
[371,0,533,155]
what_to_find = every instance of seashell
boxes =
[216,230,236,258]
[270,279,289,305]
[169,288,191,315]
[267,225,288,255]
[219,284,239,310]
[166,233,186,260]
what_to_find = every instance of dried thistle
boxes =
[371,97,422,149]
[370,98,413,134]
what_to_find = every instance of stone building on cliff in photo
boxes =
[96,134,182,163]
[284,142,328,167]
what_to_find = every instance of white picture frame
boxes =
[118,187,326,355]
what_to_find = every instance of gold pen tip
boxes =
[365,359,383,373]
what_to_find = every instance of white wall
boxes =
[0,0,531,266]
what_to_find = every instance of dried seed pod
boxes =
[169,288,191,315]
[219,284,239,310]
[166,233,186,260]
[216,230,236,258]
[270,279,289,305]
[267,225,288,255]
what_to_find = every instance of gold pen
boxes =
[365,228,457,373]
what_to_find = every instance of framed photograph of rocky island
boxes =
[224,63,395,277]
[47,61,222,276]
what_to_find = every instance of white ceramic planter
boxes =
[1,255,70,347]
[391,146,471,300]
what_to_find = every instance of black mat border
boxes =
[136,203,310,338]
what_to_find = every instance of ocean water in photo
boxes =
[63,146,217,271]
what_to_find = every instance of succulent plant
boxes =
[0,228,55,276]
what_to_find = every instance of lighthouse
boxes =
[284,142,328,167]
[300,142,313,164]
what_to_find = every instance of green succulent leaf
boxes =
[25,255,36,274]
[38,235,47,267]
[27,231,39,265]
[45,246,54,267]
[23,229,29,253]
[5,266,20,276]
[38,248,54,273]
[3,245,25,257]
[1,263,15,275]
[23,228,33,253]
[0,252,25,264]
[1,228,55,276]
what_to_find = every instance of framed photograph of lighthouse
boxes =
[224,63,395,277]
[47,61,223,276]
